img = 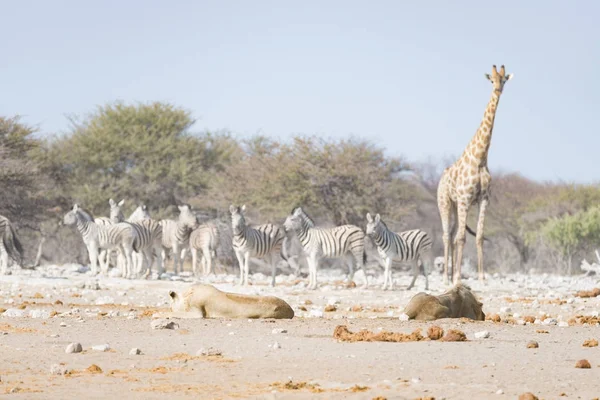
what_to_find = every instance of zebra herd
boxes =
[0,202,434,290]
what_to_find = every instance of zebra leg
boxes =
[207,250,215,276]
[123,246,135,280]
[234,251,244,285]
[191,248,199,277]
[172,243,180,275]
[421,256,429,291]
[382,257,391,290]
[88,243,100,275]
[407,259,419,290]
[243,252,251,286]
[160,247,168,277]
[347,256,355,281]
[180,247,188,274]
[270,252,277,287]
[153,243,164,277]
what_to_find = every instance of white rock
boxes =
[558,321,569,327]
[92,343,110,352]
[273,341,281,349]
[474,331,490,339]
[150,319,179,330]
[309,310,324,318]
[50,364,68,375]
[84,280,100,290]
[197,347,222,356]
[398,313,410,321]
[542,318,558,326]
[272,328,288,334]
[2,309,25,318]
[129,348,142,355]
[566,298,574,304]
[496,389,504,395]
[500,306,511,313]
[326,297,340,306]
[29,309,51,319]
[513,313,521,319]
[386,310,394,317]
[411,377,421,384]
[60,322,67,327]
[94,296,115,305]
[65,342,82,353]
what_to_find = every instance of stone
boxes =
[151,319,179,330]
[197,347,222,357]
[272,328,288,334]
[91,344,110,352]
[65,343,82,354]
[474,331,490,339]
[50,364,68,375]
[398,313,410,321]
[273,341,281,349]
[129,348,142,355]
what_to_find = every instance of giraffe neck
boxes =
[459,90,501,167]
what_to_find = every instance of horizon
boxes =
[1,1,598,184]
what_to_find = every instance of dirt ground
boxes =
[0,265,599,399]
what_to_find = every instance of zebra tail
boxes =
[465,225,491,243]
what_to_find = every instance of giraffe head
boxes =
[485,65,513,95]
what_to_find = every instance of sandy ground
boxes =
[0,264,599,400]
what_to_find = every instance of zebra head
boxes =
[365,213,382,237]
[128,204,151,222]
[63,204,93,225]
[229,204,247,234]
[283,207,306,233]
[109,198,125,223]
[178,204,199,230]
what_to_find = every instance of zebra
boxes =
[106,199,163,279]
[0,215,23,274]
[160,204,199,275]
[189,222,220,277]
[230,204,285,287]
[93,198,125,273]
[63,204,137,276]
[283,207,367,290]
[126,204,163,278]
[365,213,432,291]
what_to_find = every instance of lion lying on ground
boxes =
[403,283,485,321]
[159,283,294,319]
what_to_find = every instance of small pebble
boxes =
[398,313,410,321]
[197,347,222,356]
[129,348,142,355]
[272,328,288,334]
[151,319,179,330]
[91,344,110,352]
[50,364,68,375]
[65,342,82,354]
[527,341,539,349]
[59,322,67,327]
[273,341,281,349]
[496,389,504,395]
[475,331,490,339]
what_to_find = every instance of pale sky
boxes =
[1,1,598,182]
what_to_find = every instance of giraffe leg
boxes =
[453,203,470,285]
[476,197,489,282]
[439,200,453,286]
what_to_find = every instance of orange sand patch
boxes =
[0,323,37,333]
[575,288,600,298]
[333,325,453,343]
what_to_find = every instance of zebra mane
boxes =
[77,208,95,221]
[293,207,315,228]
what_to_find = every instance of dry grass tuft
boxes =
[486,314,501,323]
[583,339,598,347]
[333,325,425,343]
[518,393,539,400]
[527,341,539,349]
[85,364,103,374]
[427,326,444,340]
[324,305,337,312]
[440,329,467,342]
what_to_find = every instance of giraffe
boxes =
[437,64,513,285]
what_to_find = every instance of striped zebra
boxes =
[189,222,220,277]
[127,204,163,278]
[160,204,199,275]
[0,215,23,274]
[283,207,367,290]
[106,199,164,279]
[365,213,432,291]
[230,204,285,287]
[63,204,137,276]
[94,199,126,274]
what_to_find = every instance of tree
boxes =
[204,135,412,226]
[40,102,236,216]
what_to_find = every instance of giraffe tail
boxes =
[466,225,491,242]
